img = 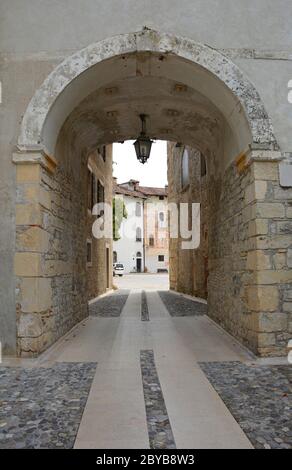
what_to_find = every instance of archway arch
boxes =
[18,28,277,157]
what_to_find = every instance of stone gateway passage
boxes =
[0,0,292,452]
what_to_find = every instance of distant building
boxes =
[113,179,145,274]
[113,179,168,274]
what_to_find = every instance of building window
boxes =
[88,169,103,211]
[181,147,189,189]
[88,168,92,210]
[91,173,97,209]
[88,168,105,212]
[136,227,142,242]
[159,195,164,200]
[99,145,106,162]
[113,251,117,263]
[158,255,164,262]
[98,145,106,162]
[201,153,207,177]
[136,201,142,217]
[158,211,165,228]
[87,239,92,266]
[97,180,105,203]
[149,235,154,247]
[136,251,142,258]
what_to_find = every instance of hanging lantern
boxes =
[134,114,153,164]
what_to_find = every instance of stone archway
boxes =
[14,29,288,358]
[18,28,277,155]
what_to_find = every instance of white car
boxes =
[113,263,124,277]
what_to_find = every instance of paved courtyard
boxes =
[114,273,169,291]
[1,283,291,449]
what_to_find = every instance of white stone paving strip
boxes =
[74,291,149,449]
[147,292,253,449]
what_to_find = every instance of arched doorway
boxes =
[14,29,284,358]
[136,251,142,273]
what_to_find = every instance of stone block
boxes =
[247,250,271,270]
[18,331,54,356]
[242,204,253,222]
[258,346,287,357]
[18,336,42,356]
[44,260,73,276]
[273,252,286,270]
[258,332,276,347]
[17,226,49,252]
[20,277,52,312]
[248,219,268,237]
[277,221,292,234]
[283,302,292,313]
[14,252,42,277]
[288,249,292,268]
[255,203,285,219]
[251,161,279,181]
[16,203,42,226]
[245,181,267,204]
[24,186,51,210]
[256,235,292,250]
[17,313,42,338]
[254,270,292,285]
[16,164,41,183]
[283,290,292,301]
[259,312,288,333]
[274,186,292,200]
[247,285,279,312]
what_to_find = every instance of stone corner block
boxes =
[20,277,52,312]
[17,313,43,338]
[246,285,279,312]
[14,252,43,277]
[259,312,288,333]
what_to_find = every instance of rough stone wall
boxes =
[245,157,292,356]
[15,161,55,357]
[87,147,113,300]
[191,152,208,299]
[0,56,61,355]
[168,143,291,356]
[14,134,112,357]
[168,143,208,298]
[207,158,253,350]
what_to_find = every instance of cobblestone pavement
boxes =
[0,363,96,449]
[89,290,129,317]
[158,291,207,316]
[200,361,292,449]
[141,291,150,321]
[140,350,176,449]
